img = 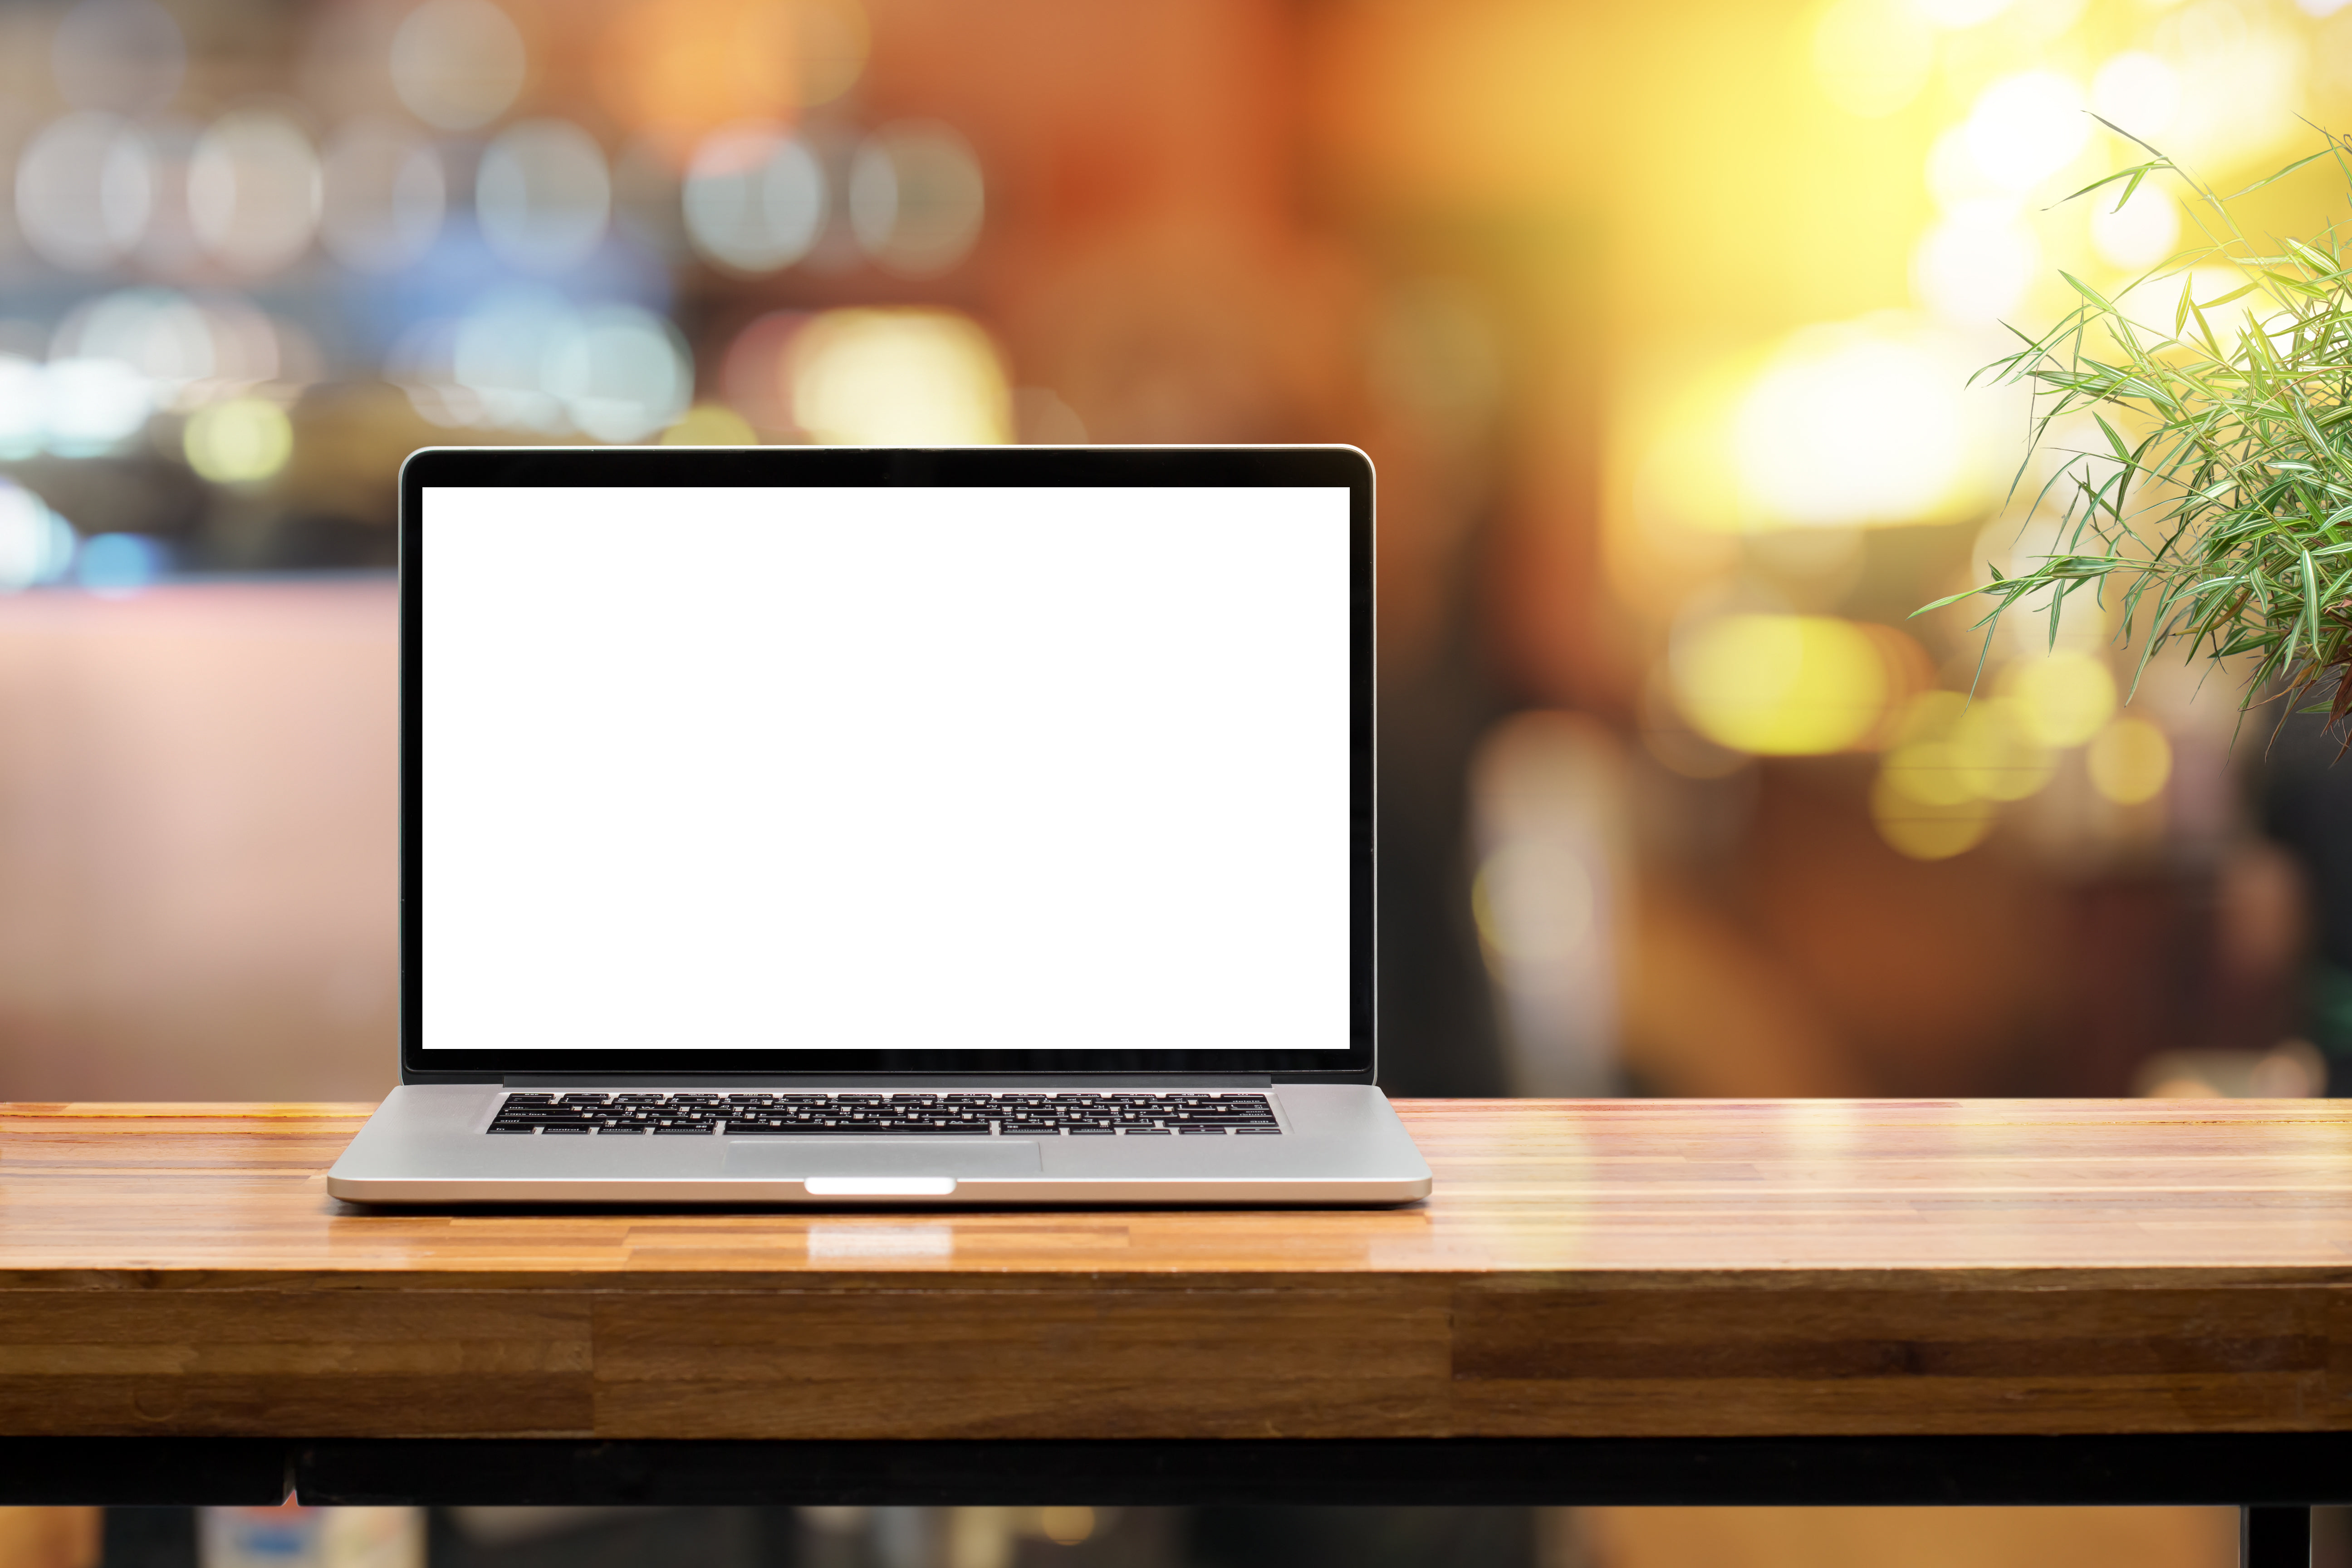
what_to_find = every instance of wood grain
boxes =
[2,1099,2350,1439]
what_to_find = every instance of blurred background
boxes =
[1,0,2350,1562]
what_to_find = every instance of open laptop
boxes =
[325,444,1431,1206]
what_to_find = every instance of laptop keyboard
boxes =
[487,1092,1283,1137]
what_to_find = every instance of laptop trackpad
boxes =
[725,1140,1040,1179]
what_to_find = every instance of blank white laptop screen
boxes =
[421,484,1352,1055]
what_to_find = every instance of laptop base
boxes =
[327,1083,1431,1206]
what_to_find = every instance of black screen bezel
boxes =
[399,444,1375,1084]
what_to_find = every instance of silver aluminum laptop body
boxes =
[328,445,1429,1206]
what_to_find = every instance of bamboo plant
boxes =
[1930,127,2352,734]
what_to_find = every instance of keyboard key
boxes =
[490,1091,1284,1137]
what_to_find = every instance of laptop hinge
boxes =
[500,1072,1277,1088]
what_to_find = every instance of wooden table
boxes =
[3,1098,2349,1563]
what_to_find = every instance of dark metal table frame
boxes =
[5,1437,2339,1566]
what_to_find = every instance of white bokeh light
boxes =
[789,308,1010,445]
[477,120,611,274]
[54,287,212,393]
[1964,71,2091,192]
[1909,0,2011,26]
[15,112,150,271]
[1733,321,1968,528]
[682,122,825,275]
[542,304,692,441]
[0,358,44,460]
[1913,206,2040,324]
[321,118,446,273]
[1926,125,2010,211]
[0,480,78,590]
[2089,181,2180,270]
[188,110,321,274]
[41,357,152,456]
[2091,52,2181,141]
[391,0,526,132]
[451,287,578,430]
[847,122,985,278]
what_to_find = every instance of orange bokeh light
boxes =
[596,0,804,157]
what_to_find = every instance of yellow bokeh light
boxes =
[1875,688,2053,806]
[1038,1508,1094,1546]
[2087,716,2171,805]
[1881,740,1974,806]
[1949,696,2051,802]
[1670,614,1889,755]
[660,404,759,445]
[788,308,1010,446]
[1871,770,1994,860]
[1813,0,1935,118]
[183,396,292,485]
[2003,650,2116,747]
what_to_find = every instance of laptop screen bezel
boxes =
[397,444,1376,1085]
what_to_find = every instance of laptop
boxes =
[326,443,1430,1206]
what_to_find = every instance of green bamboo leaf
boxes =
[2301,547,2323,665]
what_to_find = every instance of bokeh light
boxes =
[1948,696,2052,801]
[597,0,869,151]
[1963,71,2091,191]
[2161,5,2305,171]
[74,531,168,595]
[1871,690,2014,858]
[2088,181,2180,270]
[50,0,186,114]
[720,309,808,435]
[188,111,321,274]
[1910,0,2012,28]
[1473,841,1594,961]
[15,112,150,272]
[477,120,612,275]
[2091,51,2181,139]
[1038,1509,1094,1548]
[1669,613,1891,755]
[1914,207,2039,323]
[1813,0,1935,118]
[1733,320,1969,527]
[40,358,152,456]
[2004,650,2117,747]
[2087,715,2172,804]
[1871,771,1995,860]
[683,123,826,274]
[542,304,694,441]
[48,289,297,414]
[789,308,1009,445]
[661,404,758,444]
[391,0,527,132]
[449,286,576,431]
[320,118,446,274]
[848,122,985,278]
[0,480,78,590]
[0,358,41,460]
[54,287,211,397]
[184,397,294,485]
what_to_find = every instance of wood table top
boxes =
[3,1098,2349,1441]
